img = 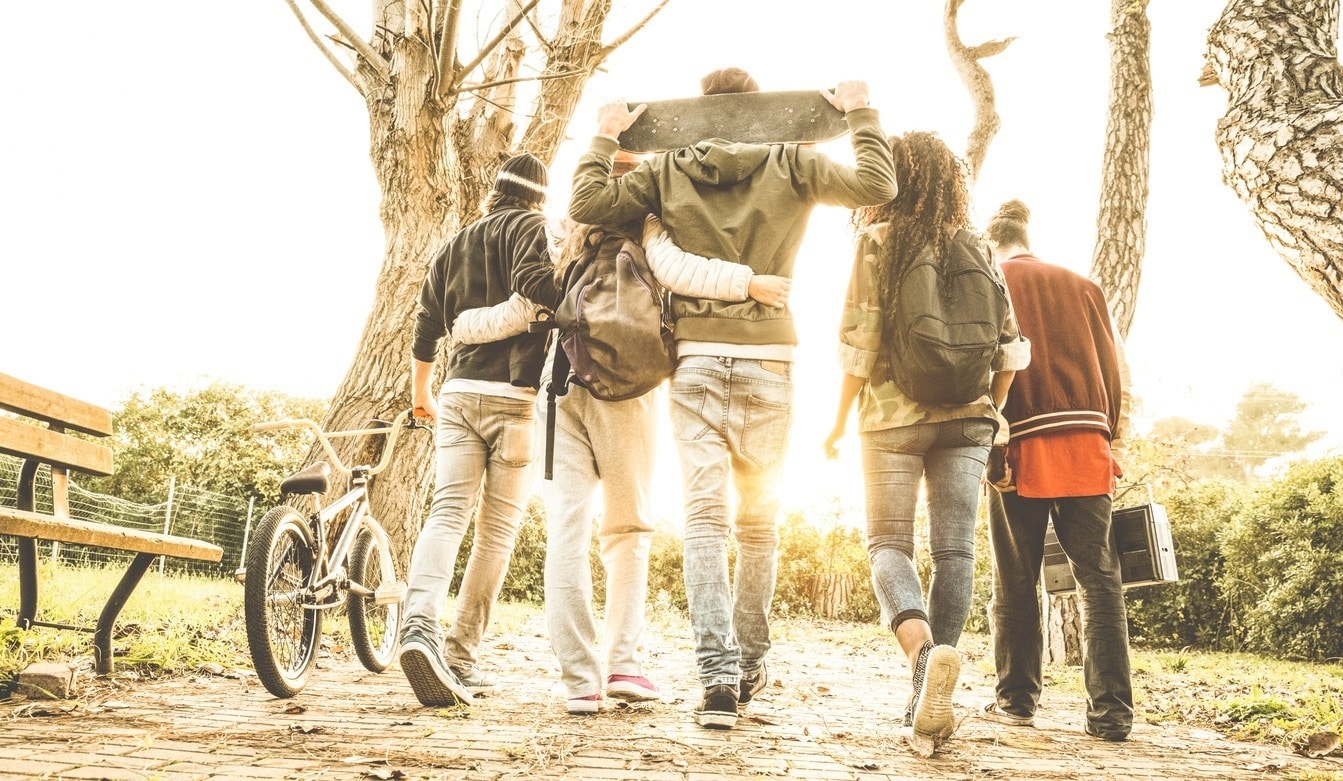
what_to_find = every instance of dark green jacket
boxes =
[568,108,896,346]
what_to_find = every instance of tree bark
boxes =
[943,0,1016,184]
[282,0,658,572]
[1043,584,1084,666]
[808,573,855,620]
[1204,0,1343,322]
[1089,0,1152,340]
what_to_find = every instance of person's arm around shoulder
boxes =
[453,293,544,346]
[642,215,790,306]
[509,215,562,311]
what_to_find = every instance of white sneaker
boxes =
[908,644,960,757]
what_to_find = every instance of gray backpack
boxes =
[887,231,1009,405]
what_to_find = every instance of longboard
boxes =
[617,90,849,153]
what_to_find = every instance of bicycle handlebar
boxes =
[250,409,420,476]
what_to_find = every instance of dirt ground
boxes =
[1,606,1330,780]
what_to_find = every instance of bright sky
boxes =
[4,1,1342,519]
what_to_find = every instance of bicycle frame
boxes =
[248,410,414,607]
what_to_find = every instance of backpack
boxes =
[886,231,1009,405]
[540,224,676,478]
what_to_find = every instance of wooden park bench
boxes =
[0,372,223,674]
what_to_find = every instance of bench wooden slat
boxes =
[0,507,223,562]
[0,373,112,437]
[0,416,113,476]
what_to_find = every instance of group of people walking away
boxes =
[393,66,1134,756]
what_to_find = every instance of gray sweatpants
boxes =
[538,384,658,699]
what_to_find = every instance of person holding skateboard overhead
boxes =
[568,68,897,730]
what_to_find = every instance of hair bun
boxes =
[993,199,1030,224]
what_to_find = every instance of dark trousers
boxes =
[987,491,1133,737]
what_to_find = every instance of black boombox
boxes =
[1043,485,1179,595]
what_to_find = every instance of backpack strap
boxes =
[542,254,585,481]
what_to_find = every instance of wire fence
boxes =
[0,455,254,577]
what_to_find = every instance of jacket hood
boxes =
[670,140,771,186]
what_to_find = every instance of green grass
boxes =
[1132,645,1343,746]
[0,561,543,685]
[0,562,249,680]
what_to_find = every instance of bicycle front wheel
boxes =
[244,506,323,698]
[347,522,402,672]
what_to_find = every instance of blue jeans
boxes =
[670,356,791,687]
[402,391,537,670]
[988,491,1133,737]
[861,419,994,647]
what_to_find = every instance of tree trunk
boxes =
[1089,0,1152,339]
[808,573,855,620]
[1038,0,1155,670]
[1204,0,1343,322]
[1043,585,1083,666]
[281,0,649,573]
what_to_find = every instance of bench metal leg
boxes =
[93,552,155,676]
[16,458,39,630]
[17,537,38,630]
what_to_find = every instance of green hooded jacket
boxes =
[568,107,897,346]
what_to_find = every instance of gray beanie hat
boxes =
[494,153,548,203]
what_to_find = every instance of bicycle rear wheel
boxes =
[347,522,402,672]
[244,506,323,698]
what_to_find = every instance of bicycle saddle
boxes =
[280,461,332,495]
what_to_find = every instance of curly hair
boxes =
[853,132,972,357]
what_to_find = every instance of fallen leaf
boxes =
[284,704,307,715]
[364,769,406,780]
[196,662,225,676]
[1302,731,1341,758]
[1240,760,1286,772]
[18,703,76,717]
[290,724,325,734]
[848,758,881,771]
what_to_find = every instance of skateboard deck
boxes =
[617,90,849,153]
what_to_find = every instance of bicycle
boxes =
[239,409,421,698]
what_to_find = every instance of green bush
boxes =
[1125,479,1246,649]
[645,523,687,610]
[1220,457,1343,660]
[773,508,878,622]
[452,495,547,604]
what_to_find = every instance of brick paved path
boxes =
[0,607,1317,780]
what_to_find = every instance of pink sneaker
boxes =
[566,693,605,715]
[606,674,662,702]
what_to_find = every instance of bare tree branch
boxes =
[456,68,589,94]
[437,0,463,98]
[968,37,1018,60]
[282,0,363,94]
[522,4,551,51]
[308,0,391,80]
[943,0,1014,183]
[598,0,671,60]
[451,0,543,92]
